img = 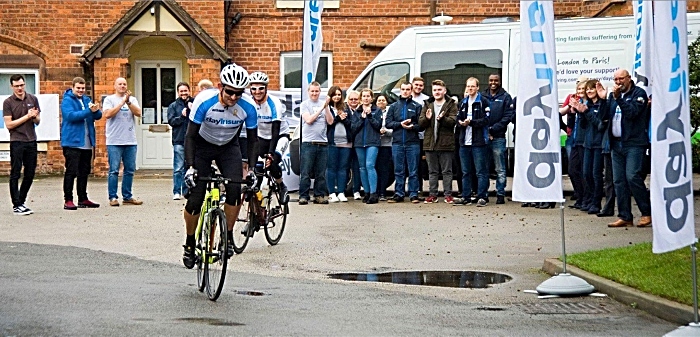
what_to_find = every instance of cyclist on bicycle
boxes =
[182,63,258,268]
[247,71,290,203]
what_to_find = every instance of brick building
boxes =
[0,0,698,176]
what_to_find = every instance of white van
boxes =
[347,13,700,173]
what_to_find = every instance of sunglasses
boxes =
[223,88,245,97]
[250,86,266,91]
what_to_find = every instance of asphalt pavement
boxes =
[0,174,698,335]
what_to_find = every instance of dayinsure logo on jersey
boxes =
[204,117,243,126]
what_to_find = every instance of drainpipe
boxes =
[359,40,388,49]
[429,0,437,24]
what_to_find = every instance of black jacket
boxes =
[385,96,423,145]
[605,82,649,147]
[167,96,194,145]
[482,87,514,139]
[457,93,490,147]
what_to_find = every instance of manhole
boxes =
[327,270,512,288]
[516,302,611,314]
[235,290,265,296]
[175,318,244,326]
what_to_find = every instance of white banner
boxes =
[513,1,563,202]
[266,90,327,130]
[632,0,653,95]
[650,0,695,254]
[301,0,323,101]
[0,94,60,141]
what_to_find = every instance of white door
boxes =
[135,61,181,168]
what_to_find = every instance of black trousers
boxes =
[63,147,93,201]
[9,141,37,207]
[568,145,586,205]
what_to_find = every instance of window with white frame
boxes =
[0,69,39,95]
[280,52,332,90]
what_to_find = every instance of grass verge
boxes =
[567,242,697,306]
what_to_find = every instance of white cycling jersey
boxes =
[190,88,257,146]
[252,94,289,139]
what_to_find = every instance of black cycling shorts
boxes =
[185,136,243,215]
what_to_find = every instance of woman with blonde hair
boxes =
[351,88,382,204]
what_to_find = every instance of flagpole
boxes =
[665,239,700,336]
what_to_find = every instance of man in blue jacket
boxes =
[60,77,102,210]
[167,82,194,200]
[482,74,514,204]
[385,82,423,203]
[604,69,651,228]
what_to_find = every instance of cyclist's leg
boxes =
[215,139,243,233]
[182,142,214,268]
[270,135,290,202]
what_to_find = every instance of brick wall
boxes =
[0,0,223,175]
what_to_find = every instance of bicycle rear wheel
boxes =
[231,194,252,254]
[205,208,228,301]
[264,188,287,245]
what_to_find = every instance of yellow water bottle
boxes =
[256,191,263,202]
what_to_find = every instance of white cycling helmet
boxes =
[220,63,249,89]
[249,72,269,85]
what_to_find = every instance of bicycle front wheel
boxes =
[205,208,228,301]
[264,188,287,245]
[196,218,206,292]
[231,194,252,254]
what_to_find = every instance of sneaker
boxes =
[182,245,195,269]
[353,192,361,200]
[12,206,31,215]
[496,195,505,204]
[410,196,420,204]
[173,194,182,200]
[452,197,471,206]
[476,198,487,207]
[378,195,387,201]
[19,204,33,214]
[444,195,454,204]
[337,193,348,202]
[367,194,379,204]
[313,196,329,204]
[328,193,339,203]
[424,196,438,204]
[362,194,370,203]
[109,198,120,207]
[387,195,404,203]
[123,198,143,205]
[64,201,78,210]
[78,200,100,208]
[298,198,309,205]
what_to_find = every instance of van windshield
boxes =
[421,49,503,99]
[354,62,409,104]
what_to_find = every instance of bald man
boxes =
[603,69,651,228]
[103,77,143,207]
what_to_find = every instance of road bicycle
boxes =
[193,167,231,301]
[231,161,289,254]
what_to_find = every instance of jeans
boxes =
[9,141,37,207]
[299,142,329,200]
[326,146,351,195]
[459,145,489,199]
[63,147,93,202]
[611,141,651,221]
[107,145,137,200]
[350,150,362,194]
[568,145,585,205]
[356,146,379,194]
[582,147,604,210]
[426,151,452,196]
[490,138,507,196]
[392,143,420,198]
[376,146,394,196]
[172,144,187,196]
[601,153,616,214]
